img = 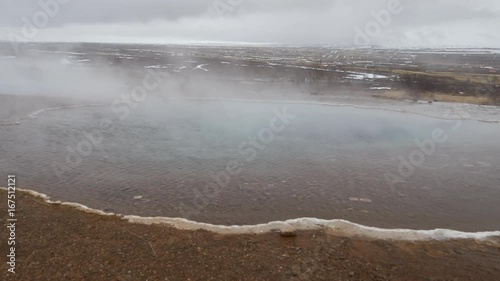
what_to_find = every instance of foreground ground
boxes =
[1,190,500,281]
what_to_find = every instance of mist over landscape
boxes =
[1,1,500,280]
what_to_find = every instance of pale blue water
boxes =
[1,99,499,231]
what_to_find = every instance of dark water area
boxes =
[1,99,500,231]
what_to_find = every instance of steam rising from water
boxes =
[1,44,500,234]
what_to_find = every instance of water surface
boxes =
[1,99,499,231]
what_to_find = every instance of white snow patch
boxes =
[346,72,388,80]
[193,64,209,72]
[145,65,169,69]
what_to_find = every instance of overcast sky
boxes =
[1,0,499,47]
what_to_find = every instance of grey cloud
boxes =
[0,0,499,47]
